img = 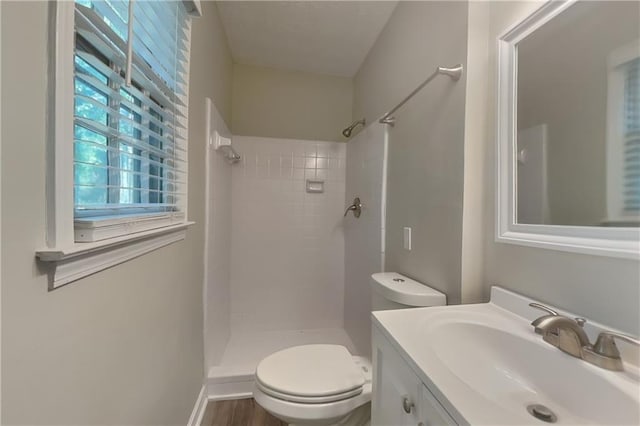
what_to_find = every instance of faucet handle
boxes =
[529,303,586,326]
[343,197,362,218]
[582,331,640,371]
[529,302,558,316]
[593,331,640,357]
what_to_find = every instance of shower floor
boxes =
[207,327,357,398]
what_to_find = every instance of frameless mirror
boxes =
[497,0,640,258]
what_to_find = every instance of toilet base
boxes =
[254,383,372,426]
[330,402,370,426]
[283,402,370,426]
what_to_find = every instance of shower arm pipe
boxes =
[219,144,241,164]
[211,130,241,164]
[378,64,463,126]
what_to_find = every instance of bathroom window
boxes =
[71,0,191,241]
[37,0,199,288]
[606,42,640,225]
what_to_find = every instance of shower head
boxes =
[342,118,366,138]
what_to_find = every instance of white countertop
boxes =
[371,287,640,425]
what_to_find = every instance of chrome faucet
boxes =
[529,303,640,371]
[529,303,590,358]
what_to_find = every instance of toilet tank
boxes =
[371,272,446,311]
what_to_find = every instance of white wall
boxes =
[474,1,640,334]
[229,136,346,332]
[232,63,353,142]
[0,2,233,423]
[204,101,233,368]
[344,124,387,356]
[460,0,490,304]
[206,2,234,126]
[354,1,470,304]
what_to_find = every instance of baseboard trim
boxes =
[207,381,254,399]
[208,391,253,401]
[187,385,208,426]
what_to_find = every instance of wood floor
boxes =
[201,398,287,426]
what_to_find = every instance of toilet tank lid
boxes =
[371,272,446,307]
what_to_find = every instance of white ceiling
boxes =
[216,1,398,77]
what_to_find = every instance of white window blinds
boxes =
[73,0,190,220]
[623,58,640,214]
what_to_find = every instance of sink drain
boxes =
[527,404,557,423]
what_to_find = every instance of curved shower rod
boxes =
[378,64,463,127]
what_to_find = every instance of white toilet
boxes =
[253,272,446,425]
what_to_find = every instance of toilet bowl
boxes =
[253,273,446,425]
[253,344,372,426]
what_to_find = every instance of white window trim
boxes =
[37,223,192,288]
[36,1,194,289]
[495,0,640,260]
[605,40,640,224]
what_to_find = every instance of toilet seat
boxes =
[255,344,366,400]
[253,345,372,425]
[256,378,363,404]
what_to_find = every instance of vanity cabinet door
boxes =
[372,329,422,426]
[419,384,457,426]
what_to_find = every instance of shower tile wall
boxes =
[205,101,233,367]
[230,136,347,332]
[344,124,387,356]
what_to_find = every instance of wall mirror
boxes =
[497,0,640,258]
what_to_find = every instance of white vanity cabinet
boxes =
[372,325,457,426]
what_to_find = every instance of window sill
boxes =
[36,221,195,289]
[600,218,640,227]
[74,211,186,242]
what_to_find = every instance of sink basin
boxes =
[372,287,640,425]
[429,320,639,425]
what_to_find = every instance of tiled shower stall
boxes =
[204,100,386,397]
